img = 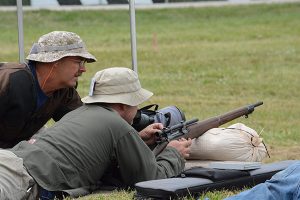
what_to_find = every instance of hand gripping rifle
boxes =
[153,101,263,156]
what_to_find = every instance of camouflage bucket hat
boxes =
[26,31,97,63]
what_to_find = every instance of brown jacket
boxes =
[0,63,82,148]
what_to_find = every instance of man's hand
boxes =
[168,138,192,159]
[139,123,163,145]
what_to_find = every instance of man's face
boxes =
[123,105,138,125]
[55,56,87,88]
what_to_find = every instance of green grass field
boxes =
[1,2,300,199]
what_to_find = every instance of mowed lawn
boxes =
[1,2,300,199]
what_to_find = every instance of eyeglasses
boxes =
[68,58,87,69]
[78,60,87,68]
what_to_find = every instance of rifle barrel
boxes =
[253,101,263,107]
[185,101,263,139]
[153,101,263,156]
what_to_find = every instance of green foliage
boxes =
[57,0,81,5]
[107,0,129,4]
[1,3,300,199]
[0,0,30,5]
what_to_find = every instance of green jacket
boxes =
[12,104,185,191]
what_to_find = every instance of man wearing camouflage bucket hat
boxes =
[0,31,96,148]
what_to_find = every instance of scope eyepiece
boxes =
[132,111,155,131]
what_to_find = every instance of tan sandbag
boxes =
[188,123,268,162]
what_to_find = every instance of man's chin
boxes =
[73,77,79,83]
[68,81,78,88]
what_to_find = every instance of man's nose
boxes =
[79,65,86,73]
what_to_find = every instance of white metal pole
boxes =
[129,0,138,73]
[16,0,25,63]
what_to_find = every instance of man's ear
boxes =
[113,103,127,117]
[118,104,129,113]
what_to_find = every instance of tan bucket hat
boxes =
[82,67,153,106]
[26,31,97,63]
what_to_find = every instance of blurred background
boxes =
[0,0,256,6]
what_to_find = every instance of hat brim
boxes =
[81,88,153,106]
[26,49,97,63]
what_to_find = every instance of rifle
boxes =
[153,101,263,156]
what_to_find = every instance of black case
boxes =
[134,160,298,199]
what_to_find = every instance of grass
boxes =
[1,2,300,199]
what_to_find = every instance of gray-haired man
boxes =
[0,67,191,199]
[0,31,96,148]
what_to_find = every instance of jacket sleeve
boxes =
[115,130,185,186]
[0,70,36,139]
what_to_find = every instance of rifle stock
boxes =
[153,101,263,156]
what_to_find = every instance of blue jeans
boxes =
[224,161,300,200]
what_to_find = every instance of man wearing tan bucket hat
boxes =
[0,67,191,199]
[0,31,96,148]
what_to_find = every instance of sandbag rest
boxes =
[134,160,298,200]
